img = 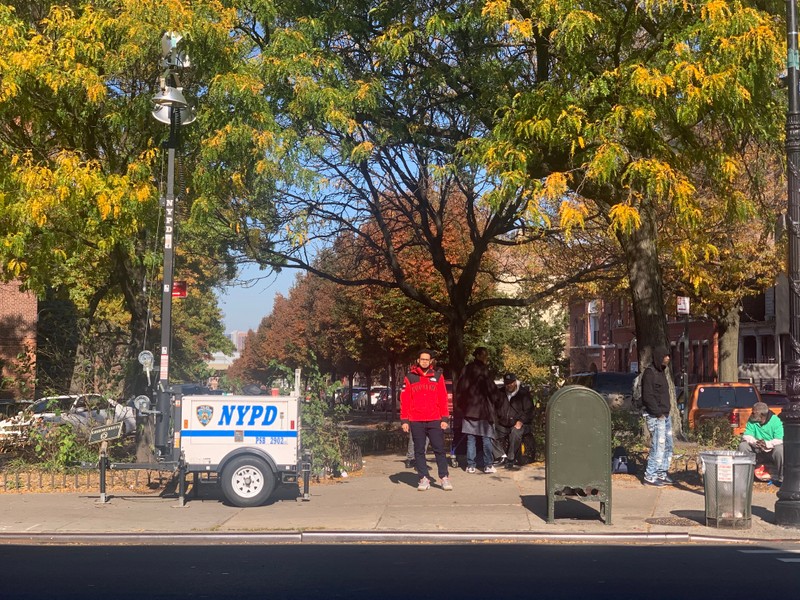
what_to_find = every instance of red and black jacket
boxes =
[400,366,449,424]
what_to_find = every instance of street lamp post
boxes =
[777,0,800,527]
[151,32,195,458]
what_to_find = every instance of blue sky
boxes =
[216,264,297,333]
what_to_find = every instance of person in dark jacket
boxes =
[494,373,534,468]
[642,347,674,486]
[400,349,452,491]
[456,347,499,474]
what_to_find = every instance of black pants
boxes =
[410,420,449,481]
[494,423,531,462]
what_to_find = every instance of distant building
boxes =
[0,281,37,400]
[568,280,791,390]
[228,330,249,353]
[205,351,240,390]
[568,296,717,383]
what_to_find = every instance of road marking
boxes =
[738,549,800,554]
[777,558,800,563]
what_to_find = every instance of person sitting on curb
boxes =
[738,401,783,485]
[494,373,534,469]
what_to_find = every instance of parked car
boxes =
[356,386,387,410]
[760,390,790,406]
[565,371,637,410]
[0,394,136,440]
[374,388,400,411]
[170,383,211,395]
[681,382,784,435]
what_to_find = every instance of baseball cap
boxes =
[503,373,517,385]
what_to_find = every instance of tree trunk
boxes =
[717,303,741,383]
[446,313,467,384]
[618,211,670,365]
[617,204,684,440]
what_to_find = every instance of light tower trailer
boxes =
[99,371,311,507]
[178,389,307,507]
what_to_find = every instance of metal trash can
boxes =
[699,450,755,529]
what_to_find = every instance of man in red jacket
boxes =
[400,349,452,491]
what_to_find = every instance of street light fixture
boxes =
[150,31,195,457]
[777,0,800,527]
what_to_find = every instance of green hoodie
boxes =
[742,412,784,449]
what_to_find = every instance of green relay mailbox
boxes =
[546,385,612,525]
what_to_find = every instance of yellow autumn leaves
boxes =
[12,151,154,227]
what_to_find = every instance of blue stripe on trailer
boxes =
[181,430,298,438]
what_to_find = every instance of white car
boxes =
[0,394,136,440]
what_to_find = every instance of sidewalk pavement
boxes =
[0,454,798,544]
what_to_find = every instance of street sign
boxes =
[677,296,690,315]
[89,422,125,444]
[172,280,187,298]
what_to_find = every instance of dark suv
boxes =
[565,372,637,409]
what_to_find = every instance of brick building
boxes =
[568,296,718,383]
[0,280,37,399]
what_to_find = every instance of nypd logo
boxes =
[196,405,213,426]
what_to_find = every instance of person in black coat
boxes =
[495,373,534,468]
[456,347,498,473]
[641,347,674,486]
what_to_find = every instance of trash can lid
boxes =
[699,450,755,464]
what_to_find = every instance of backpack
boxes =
[631,366,650,410]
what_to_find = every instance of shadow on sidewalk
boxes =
[389,472,424,489]
[751,505,776,524]
[670,509,705,525]
[520,494,604,523]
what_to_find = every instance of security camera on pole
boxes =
[151,31,195,458]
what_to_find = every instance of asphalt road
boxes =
[2,542,799,599]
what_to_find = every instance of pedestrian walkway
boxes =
[0,453,798,543]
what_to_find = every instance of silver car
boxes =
[0,394,136,440]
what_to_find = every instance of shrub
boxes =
[611,410,647,451]
[25,423,99,470]
[692,417,736,448]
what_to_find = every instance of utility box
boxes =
[546,385,612,525]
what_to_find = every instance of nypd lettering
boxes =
[217,404,278,427]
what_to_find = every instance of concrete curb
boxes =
[1,530,799,546]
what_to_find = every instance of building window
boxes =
[588,300,600,346]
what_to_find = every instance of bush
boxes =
[692,417,736,448]
[25,423,99,469]
[611,410,647,452]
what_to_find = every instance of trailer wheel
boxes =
[220,456,276,507]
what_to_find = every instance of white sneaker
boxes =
[466,466,477,474]
[441,476,453,491]
[484,465,497,474]
[417,477,430,491]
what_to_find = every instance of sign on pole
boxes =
[677,296,690,316]
[89,422,125,444]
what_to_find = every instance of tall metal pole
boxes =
[777,0,800,527]
[154,115,178,456]
[150,31,194,458]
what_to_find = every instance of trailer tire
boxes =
[220,455,276,507]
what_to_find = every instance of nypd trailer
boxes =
[99,365,309,508]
